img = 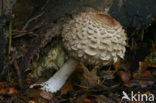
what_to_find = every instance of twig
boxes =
[41,0,50,10]
[12,30,37,38]
[1,52,22,76]
[13,32,34,38]
[74,84,89,89]
[31,19,47,31]
[14,60,23,89]
[8,20,12,54]
[22,12,44,30]
[13,30,28,33]
[2,0,11,11]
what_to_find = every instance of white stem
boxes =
[40,58,79,93]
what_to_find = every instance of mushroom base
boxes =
[40,58,78,93]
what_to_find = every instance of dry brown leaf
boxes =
[139,61,151,72]
[40,90,54,100]
[60,63,100,94]
[139,61,156,72]
[124,82,133,87]
[133,70,152,79]
[151,64,156,68]
[60,64,84,94]
[27,100,36,103]
[60,77,73,95]
[0,87,18,95]
[0,88,6,94]
[113,59,121,71]
[80,64,99,87]
[119,71,130,83]
[83,98,92,103]
[73,94,87,103]
[6,87,18,95]
[132,61,156,79]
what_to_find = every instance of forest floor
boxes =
[0,0,156,103]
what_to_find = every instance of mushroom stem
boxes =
[41,58,79,93]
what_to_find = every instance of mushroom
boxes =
[39,12,127,93]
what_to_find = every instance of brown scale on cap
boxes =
[62,11,127,66]
[96,13,119,26]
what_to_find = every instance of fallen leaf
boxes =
[60,64,83,94]
[84,98,92,103]
[0,88,6,94]
[60,78,73,95]
[139,61,151,72]
[119,71,130,83]
[124,77,155,88]
[73,94,87,103]
[24,88,41,98]
[124,80,136,87]
[133,61,156,79]
[133,71,152,79]
[113,59,121,71]
[80,64,99,87]
[28,100,35,103]
[40,90,54,100]
[6,87,18,95]
[0,87,18,95]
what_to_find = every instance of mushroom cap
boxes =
[62,12,127,66]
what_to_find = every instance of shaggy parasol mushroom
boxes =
[39,12,127,93]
